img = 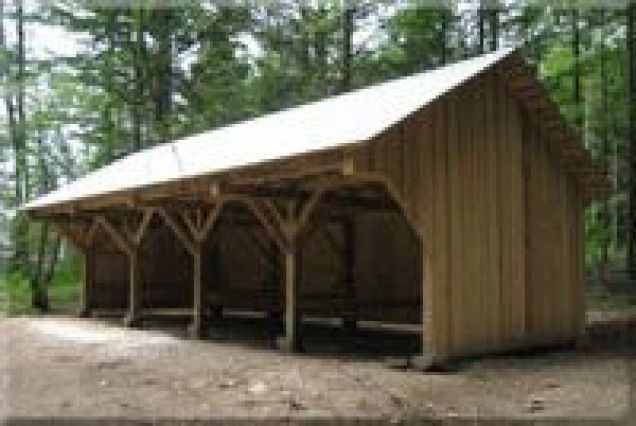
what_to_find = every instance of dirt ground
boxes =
[0,315,633,424]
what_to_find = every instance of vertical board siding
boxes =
[507,84,527,346]
[354,68,583,358]
[523,113,584,346]
[432,99,451,355]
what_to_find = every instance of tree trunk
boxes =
[628,3,636,276]
[341,5,354,93]
[43,236,61,291]
[489,3,499,51]
[30,222,50,311]
[132,6,145,152]
[16,0,26,200]
[439,7,448,65]
[153,8,172,144]
[572,7,582,132]
[11,0,29,274]
[29,128,56,311]
[103,9,116,162]
[600,8,610,280]
[478,1,485,54]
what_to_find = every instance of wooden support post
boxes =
[78,249,92,318]
[190,244,204,339]
[342,217,357,336]
[123,247,141,327]
[411,246,437,372]
[278,238,302,352]
[172,204,224,339]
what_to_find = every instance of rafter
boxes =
[95,216,131,256]
[156,207,196,256]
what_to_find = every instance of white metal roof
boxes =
[24,49,514,211]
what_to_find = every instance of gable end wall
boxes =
[353,67,585,358]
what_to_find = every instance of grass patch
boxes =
[0,255,80,316]
[0,271,38,315]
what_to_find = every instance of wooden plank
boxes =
[123,248,141,326]
[95,216,132,256]
[523,118,537,343]
[420,109,436,241]
[419,105,435,354]
[485,70,501,350]
[508,84,526,346]
[140,308,194,317]
[190,246,204,338]
[475,74,491,351]
[245,198,286,251]
[498,71,512,346]
[393,125,405,197]
[574,189,586,335]
[279,240,302,352]
[467,77,482,352]
[539,130,553,341]
[431,98,450,357]
[559,170,570,340]
[401,118,417,226]
[156,207,196,256]
[448,88,464,354]
[131,208,155,245]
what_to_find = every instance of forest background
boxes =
[0,0,633,313]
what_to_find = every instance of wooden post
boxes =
[78,249,92,318]
[278,238,302,352]
[190,244,204,338]
[411,245,436,371]
[172,204,225,339]
[124,247,141,327]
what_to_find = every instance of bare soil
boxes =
[0,315,632,424]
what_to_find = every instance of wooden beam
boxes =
[295,185,330,238]
[156,207,196,256]
[163,203,224,339]
[123,247,141,327]
[52,221,88,250]
[95,215,132,256]
[93,213,155,327]
[140,308,194,317]
[131,207,155,246]
[85,218,101,248]
[180,210,199,241]
[242,198,287,251]
[277,238,302,352]
[197,203,223,242]
[190,244,204,338]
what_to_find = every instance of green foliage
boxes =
[0,271,38,315]
[1,1,634,313]
[0,252,79,315]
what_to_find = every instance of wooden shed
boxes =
[25,49,607,363]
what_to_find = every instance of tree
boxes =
[340,4,354,93]
[629,2,636,276]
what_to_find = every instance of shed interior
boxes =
[84,181,424,355]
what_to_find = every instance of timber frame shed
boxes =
[25,49,607,363]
